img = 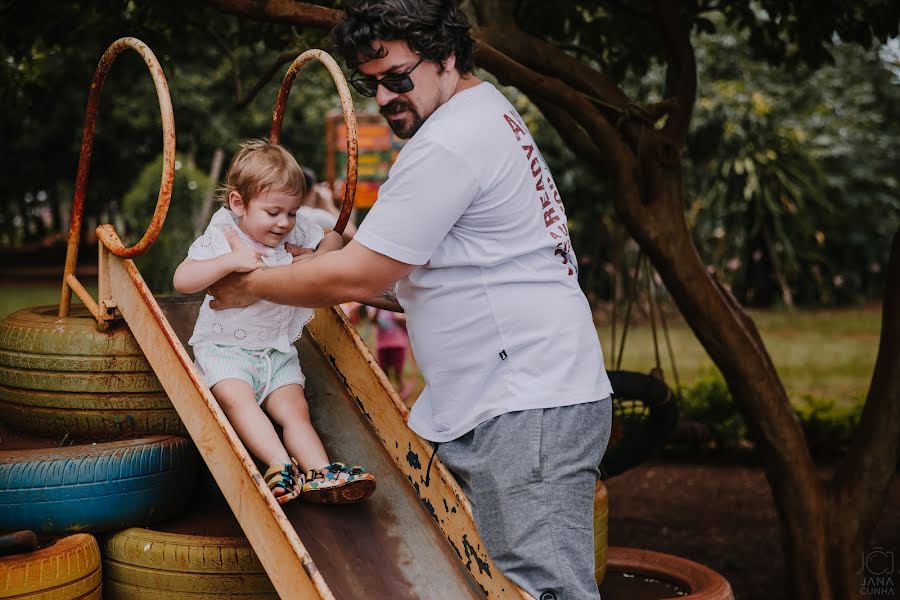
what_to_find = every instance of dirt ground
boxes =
[603,457,900,600]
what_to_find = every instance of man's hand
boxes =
[208,270,260,310]
[224,228,264,272]
[285,242,315,263]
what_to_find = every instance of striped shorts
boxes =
[193,342,306,404]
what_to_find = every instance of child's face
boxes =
[229,188,302,247]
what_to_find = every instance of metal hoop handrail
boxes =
[269,49,357,234]
[59,37,176,318]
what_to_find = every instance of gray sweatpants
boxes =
[436,399,612,600]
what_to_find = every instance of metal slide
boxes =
[57,38,528,599]
[96,246,527,600]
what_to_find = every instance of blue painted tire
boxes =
[0,435,198,534]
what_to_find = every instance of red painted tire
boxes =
[601,547,734,599]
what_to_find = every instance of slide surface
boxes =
[162,298,483,599]
[105,248,522,599]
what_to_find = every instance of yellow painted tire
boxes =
[0,305,183,437]
[102,528,277,598]
[0,533,102,599]
[594,480,609,585]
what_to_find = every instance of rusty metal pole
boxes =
[60,37,176,318]
[270,49,358,234]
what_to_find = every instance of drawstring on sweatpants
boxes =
[251,348,275,403]
[423,442,440,486]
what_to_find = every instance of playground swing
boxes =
[601,247,680,479]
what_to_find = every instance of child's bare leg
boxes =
[263,384,329,472]
[211,379,291,469]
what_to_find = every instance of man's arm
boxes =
[315,229,344,254]
[359,285,404,312]
[208,239,413,310]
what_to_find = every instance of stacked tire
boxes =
[0,304,214,598]
[0,534,102,599]
[0,435,198,535]
[102,528,277,599]
[0,305,184,438]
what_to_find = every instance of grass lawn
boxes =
[0,282,881,408]
[0,284,98,319]
[596,304,881,407]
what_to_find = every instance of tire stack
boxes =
[0,305,184,438]
[0,304,215,598]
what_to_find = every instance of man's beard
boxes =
[380,99,425,139]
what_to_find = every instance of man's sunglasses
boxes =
[349,58,424,97]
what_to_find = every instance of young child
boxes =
[369,307,414,401]
[174,139,375,505]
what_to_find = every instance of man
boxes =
[210,1,612,597]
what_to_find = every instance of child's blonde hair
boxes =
[218,139,306,206]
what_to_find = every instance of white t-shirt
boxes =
[186,207,324,352]
[354,82,612,442]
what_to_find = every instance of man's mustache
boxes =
[380,100,411,116]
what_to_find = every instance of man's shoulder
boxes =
[409,84,515,161]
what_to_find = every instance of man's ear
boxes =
[228,191,245,216]
[441,52,457,73]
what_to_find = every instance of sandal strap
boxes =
[264,463,296,491]
[305,463,371,486]
[329,461,367,476]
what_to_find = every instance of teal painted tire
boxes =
[0,435,198,534]
[0,305,183,437]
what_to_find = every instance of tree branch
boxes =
[653,0,697,146]
[205,0,340,29]
[472,0,632,111]
[473,39,630,174]
[532,99,605,166]
[235,50,303,109]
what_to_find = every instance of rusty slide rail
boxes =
[56,37,335,599]
[270,49,357,235]
[95,229,334,599]
[59,37,176,321]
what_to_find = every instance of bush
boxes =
[794,395,863,457]
[676,371,864,457]
[679,372,748,450]
[121,155,210,293]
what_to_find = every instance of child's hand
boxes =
[224,228,264,273]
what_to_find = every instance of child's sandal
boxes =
[263,461,303,505]
[302,461,376,504]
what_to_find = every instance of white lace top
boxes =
[186,207,324,352]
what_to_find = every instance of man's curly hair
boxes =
[332,0,474,74]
